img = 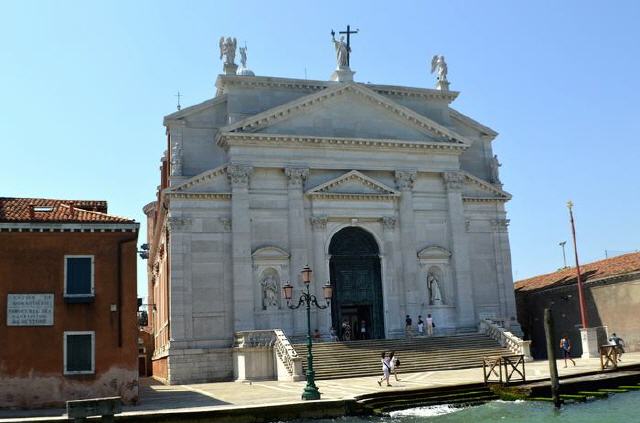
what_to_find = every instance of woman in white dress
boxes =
[377,352,392,387]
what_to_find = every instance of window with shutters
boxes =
[63,331,95,375]
[64,255,94,301]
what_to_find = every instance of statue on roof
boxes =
[490,154,502,184]
[331,33,349,68]
[431,55,450,91]
[239,45,247,68]
[219,36,237,65]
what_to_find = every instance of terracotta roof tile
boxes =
[515,252,640,292]
[0,197,135,224]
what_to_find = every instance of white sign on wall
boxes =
[7,294,54,326]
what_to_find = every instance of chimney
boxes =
[29,204,35,220]
[68,202,75,218]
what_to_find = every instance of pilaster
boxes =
[381,216,402,336]
[394,170,419,318]
[443,171,476,328]
[166,216,193,342]
[228,164,254,331]
[492,217,518,328]
[284,167,309,335]
[310,215,329,334]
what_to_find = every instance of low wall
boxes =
[0,366,138,408]
[167,348,233,384]
[151,355,168,383]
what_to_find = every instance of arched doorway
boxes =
[329,227,385,340]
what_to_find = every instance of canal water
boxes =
[308,390,640,423]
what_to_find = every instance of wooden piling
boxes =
[544,308,561,408]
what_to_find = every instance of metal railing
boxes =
[479,319,533,361]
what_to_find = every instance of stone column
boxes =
[382,216,402,337]
[228,164,254,331]
[443,171,476,328]
[310,216,329,334]
[395,170,419,319]
[284,167,309,336]
[166,216,194,348]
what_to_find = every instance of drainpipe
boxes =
[118,237,137,348]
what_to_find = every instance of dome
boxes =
[236,67,255,76]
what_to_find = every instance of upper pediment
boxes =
[169,165,229,193]
[306,170,399,200]
[221,83,469,145]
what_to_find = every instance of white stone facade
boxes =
[146,74,519,383]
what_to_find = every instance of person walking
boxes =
[417,315,425,336]
[405,315,413,338]
[426,314,435,336]
[389,351,401,382]
[608,333,626,360]
[377,351,392,387]
[559,334,576,367]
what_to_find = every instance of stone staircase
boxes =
[293,334,509,380]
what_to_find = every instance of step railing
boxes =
[478,319,533,361]
[233,329,303,381]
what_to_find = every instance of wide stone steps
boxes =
[293,334,509,380]
[355,383,498,414]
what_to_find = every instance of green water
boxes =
[309,391,640,423]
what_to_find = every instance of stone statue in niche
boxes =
[261,274,279,310]
[427,272,444,306]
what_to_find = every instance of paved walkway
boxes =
[1,352,639,421]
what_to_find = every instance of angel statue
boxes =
[331,31,349,68]
[219,36,237,65]
[431,55,449,90]
[239,45,248,68]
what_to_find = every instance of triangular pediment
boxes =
[221,83,469,145]
[462,172,511,201]
[306,170,399,199]
[169,165,229,193]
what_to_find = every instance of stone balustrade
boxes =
[479,319,533,361]
[233,329,303,381]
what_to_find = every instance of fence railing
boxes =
[479,319,533,361]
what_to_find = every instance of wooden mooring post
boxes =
[544,308,561,408]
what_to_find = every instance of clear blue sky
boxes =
[3,1,639,298]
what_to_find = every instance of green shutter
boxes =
[66,334,92,372]
[66,257,92,295]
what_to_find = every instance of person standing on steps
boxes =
[405,315,413,338]
[426,314,435,336]
[559,334,576,367]
[342,319,352,341]
[360,319,367,340]
[329,326,338,342]
[377,351,392,387]
[389,351,401,382]
[417,315,425,336]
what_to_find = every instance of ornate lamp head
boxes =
[322,282,333,303]
[301,265,312,285]
[282,282,293,301]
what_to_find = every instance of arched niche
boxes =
[417,246,452,306]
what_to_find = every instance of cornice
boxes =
[462,196,509,203]
[217,133,468,154]
[307,170,399,196]
[449,108,498,139]
[163,95,228,125]
[165,192,231,200]
[215,75,459,102]
[0,223,139,232]
[461,171,511,199]
[307,192,399,201]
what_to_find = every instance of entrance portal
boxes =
[329,227,384,339]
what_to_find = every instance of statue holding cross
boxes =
[331,25,358,69]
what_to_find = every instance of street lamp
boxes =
[282,265,332,400]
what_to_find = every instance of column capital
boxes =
[284,167,309,188]
[442,171,464,191]
[310,215,328,231]
[227,164,254,188]
[394,170,417,191]
[382,216,397,231]
[167,216,191,233]
[491,218,510,232]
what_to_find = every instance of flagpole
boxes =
[567,201,588,329]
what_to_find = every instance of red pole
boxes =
[567,201,588,329]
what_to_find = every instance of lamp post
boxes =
[567,201,588,329]
[282,265,333,400]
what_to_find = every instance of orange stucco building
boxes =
[0,198,140,408]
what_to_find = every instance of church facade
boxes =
[144,48,519,383]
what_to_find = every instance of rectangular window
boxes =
[64,255,94,298]
[64,331,95,374]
